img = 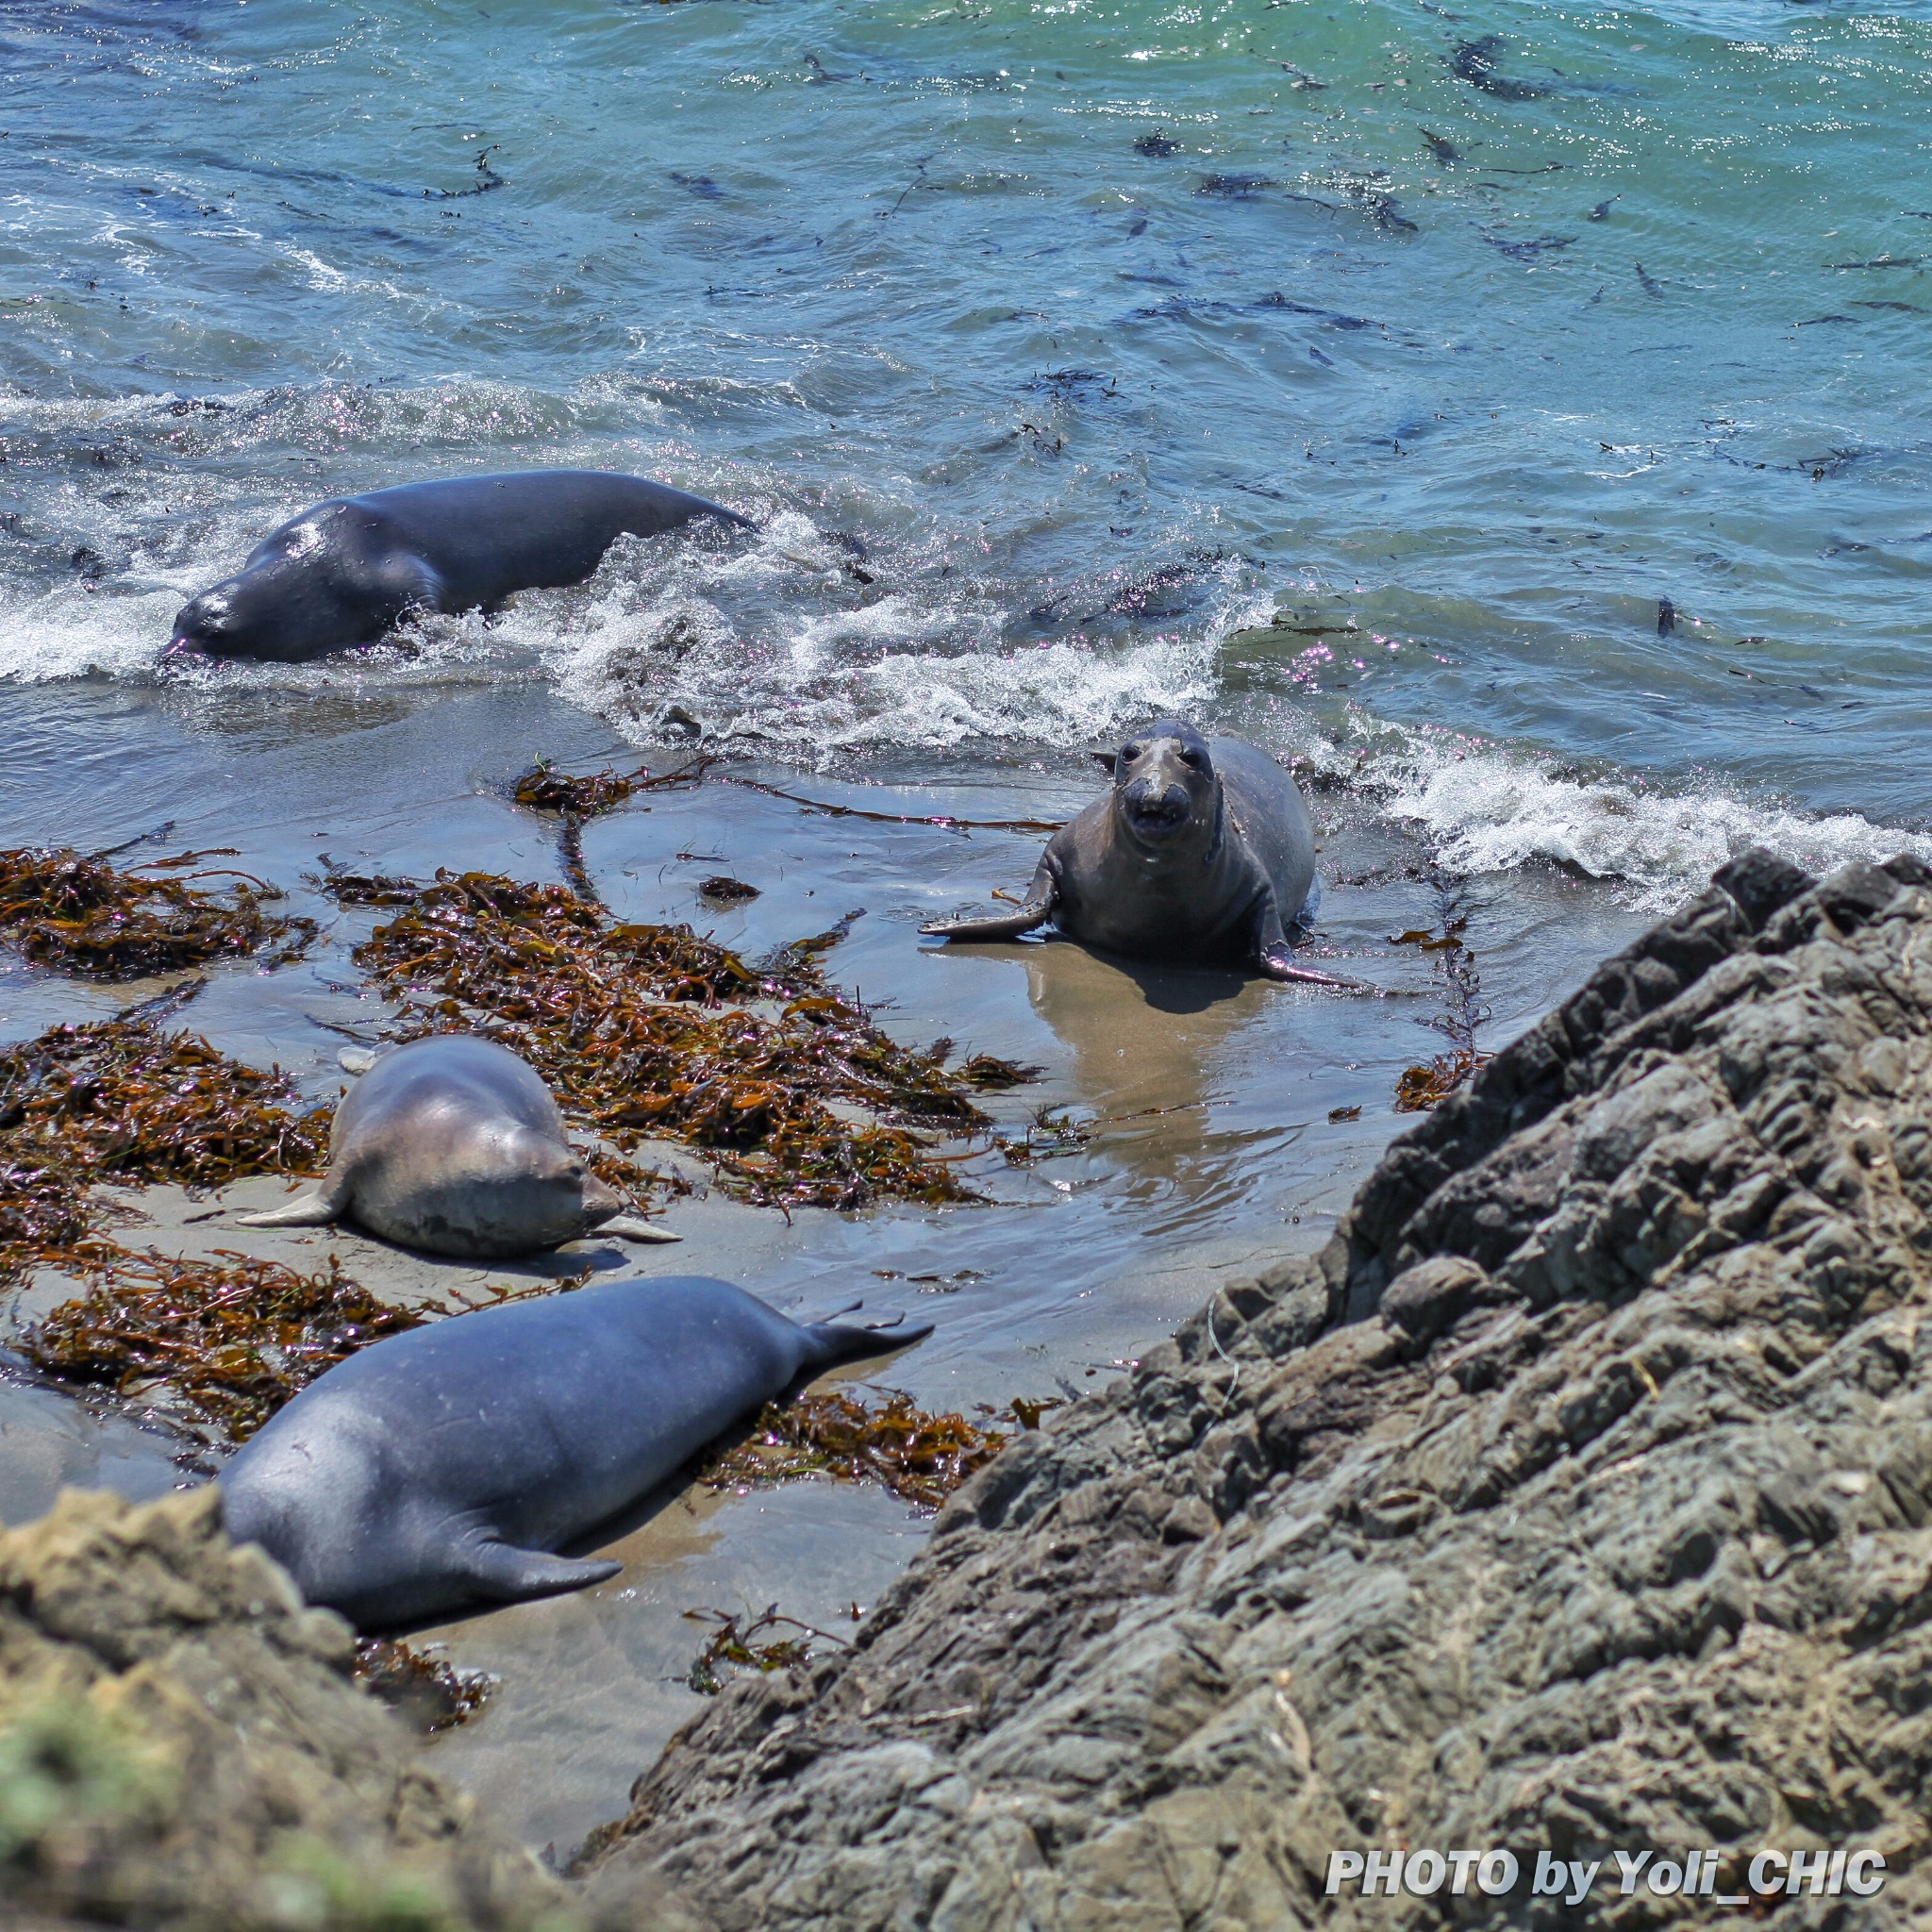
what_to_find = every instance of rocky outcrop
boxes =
[0,1485,576,1930]
[577,850,1932,1927]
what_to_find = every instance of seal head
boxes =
[171,502,442,660]
[1108,718,1222,850]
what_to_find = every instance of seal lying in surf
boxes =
[219,1275,930,1628]
[236,1033,677,1256]
[922,719,1367,988]
[170,469,751,661]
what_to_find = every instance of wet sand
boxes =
[0,675,1651,1851]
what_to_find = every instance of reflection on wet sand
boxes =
[1013,938,1272,1188]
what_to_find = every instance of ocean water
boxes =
[8,0,1932,880]
[4,0,1931,1849]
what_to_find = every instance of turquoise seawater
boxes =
[6,0,1932,898]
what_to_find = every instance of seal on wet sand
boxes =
[170,469,752,661]
[921,718,1369,988]
[218,1275,931,1628]
[235,1033,678,1256]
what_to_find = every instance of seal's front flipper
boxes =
[463,1540,622,1604]
[921,883,1056,944]
[235,1186,343,1229]
[600,1215,683,1243]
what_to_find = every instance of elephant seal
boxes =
[921,719,1369,989]
[170,469,752,661]
[219,1276,931,1629]
[236,1034,677,1256]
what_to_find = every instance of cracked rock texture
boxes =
[576,851,1932,1929]
[0,1484,579,1930]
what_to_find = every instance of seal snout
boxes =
[1123,782,1191,837]
[170,587,234,653]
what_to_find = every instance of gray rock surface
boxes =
[576,850,1932,1928]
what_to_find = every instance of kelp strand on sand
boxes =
[0,846,314,980]
[703,1386,1049,1509]
[0,1019,328,1196]
[0,1017,380,1444]
[321,868,992,1208]
[683,1605,855,1696]
[0,1018,329,1293]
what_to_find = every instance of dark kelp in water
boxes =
[703,1386,1041,1508]
[0,846,314,980]
[1391,882,1492,1112]
[16,1248,423,1442]
[682,1605,854,1696]
[320,869,991,1208]
[354,1638,492,1734]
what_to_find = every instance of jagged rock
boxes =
[0,1484,576,1930]
[575,852,1932,1927]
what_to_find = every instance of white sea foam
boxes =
[525,514,1263,759]
[1349,721,1932,910]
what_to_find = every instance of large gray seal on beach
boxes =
[921,718,1366,988]
[218,1275,930,1629]
[235,1033,677,1256]
[170,469,752,661]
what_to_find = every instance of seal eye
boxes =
[1121,742,1141,761]
[1180,748,1206,770]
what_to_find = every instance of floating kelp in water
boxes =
[508,759,642,818]
[321,869,990,1208]
[354,1639,492,1734]
[682,1605,853,1696]
[702,1385,1032,1508]
[0,847,313,980]
[18,1248,422,1442]
[1391,880,1492,1113]
[954,1053,1042,1090]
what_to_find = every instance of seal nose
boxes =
[1124,777,1189,830]
[579,1172,625,1223]
[170,591,230,650]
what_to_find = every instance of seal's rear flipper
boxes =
[463,1540,623,1604]
[235,1187,342,1229]
[600,1215,683,1244]
[807,1307,936,1365]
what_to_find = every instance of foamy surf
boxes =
[1340,720,1932,913]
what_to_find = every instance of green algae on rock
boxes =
[0,1486,577,1931]
[573,850,1932,1929]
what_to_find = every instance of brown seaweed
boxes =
[701,1385,1030,1508]
[1391,880,1492,1112]
[354,1639,492,1733]
[682,1605,854,1696]
[320,869,992,1208]
[0,846,314,980]
[508,759,643,818]
[17,1247,423,1441]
